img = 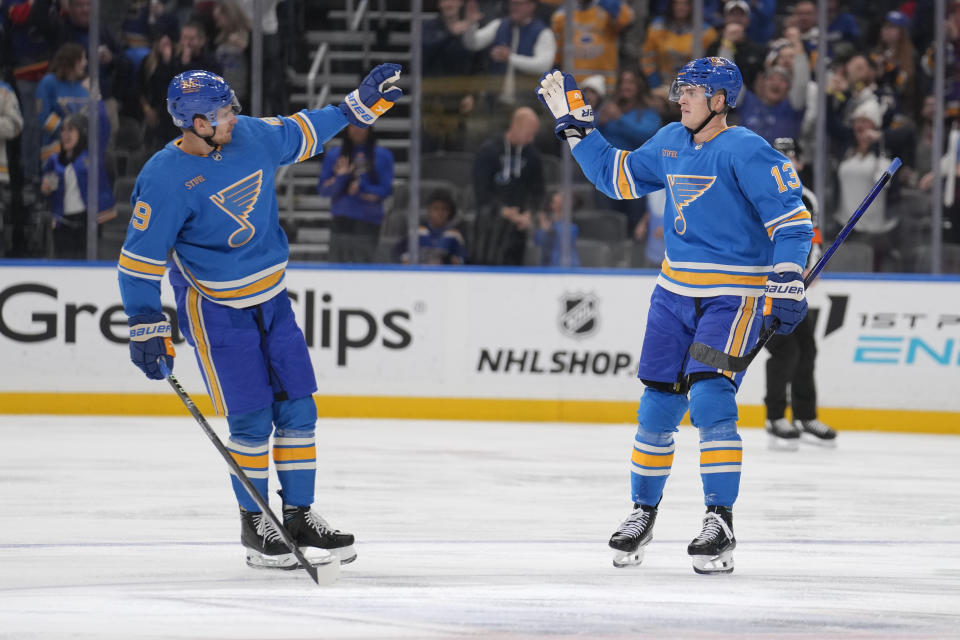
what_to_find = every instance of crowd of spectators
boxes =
[0,0,300,258]
[413,0,960,272]
[1,0,958,272]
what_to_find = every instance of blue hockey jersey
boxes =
[572,122,813,297]
[118,107,348,316]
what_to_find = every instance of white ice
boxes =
[1,416,959,639]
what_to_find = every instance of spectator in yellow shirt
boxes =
[551,0,635,92]
[640,0,717,89]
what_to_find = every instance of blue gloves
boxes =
[764,271,808,335]
[339,63,402,128]
[128,312,175,380]
[536,70,596,140]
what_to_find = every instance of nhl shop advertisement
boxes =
[0,264,959,415]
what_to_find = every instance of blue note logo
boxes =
[210,170,263,248]
[666,174,716,234]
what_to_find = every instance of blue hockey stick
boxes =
[688,157,901,373]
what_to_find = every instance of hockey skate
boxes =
[765,418,800,451]
[240,507,339,574]
[688,506,736,575]
[608,504,658,568]
[283,504,357,565]
[795,419,837,447]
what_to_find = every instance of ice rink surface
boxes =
[1,415,959,639]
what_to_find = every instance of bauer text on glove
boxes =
[339,63,403,128]
[128,313,175,380]
[764,270,807,335]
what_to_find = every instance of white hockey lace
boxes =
[304,509,333,534]
[617,509,651,538]
[801,420,832,436]
[695,512,730,542]
[254,513,285,543]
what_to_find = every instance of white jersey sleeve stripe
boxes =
[770,218,814,240]
[664,254,773,273]
[610,150,622,199]
[764,205,807,228]
[120,248,167,265]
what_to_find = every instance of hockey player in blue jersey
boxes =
[537,57,813,574]
[118,66,403,571]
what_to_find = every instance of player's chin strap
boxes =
[686,94,729,136]
[686,108,721,136]
[188,125,218,151]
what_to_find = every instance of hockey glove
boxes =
[763,270,808,335]
[536,70,595,140]
[339,63,403,128]
[128,312,175,380]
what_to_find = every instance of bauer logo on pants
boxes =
[559,292,599,339]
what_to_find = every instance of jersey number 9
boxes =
[132,202,152,230]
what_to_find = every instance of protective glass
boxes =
[668,80,707,103]
[212,92,241,125]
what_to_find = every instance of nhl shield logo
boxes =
[559,293,599,338]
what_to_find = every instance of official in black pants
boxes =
[764,136,837,447]
[764,312,837,445]
[765,312,817,421]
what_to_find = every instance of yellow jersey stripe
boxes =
[631,449,675,468]
[661,264,768,287]
[118,254,166,276]
[767,210,812,237]
[230,451,268,468]
[187,289,226,415]
[181,263,285,300]
[700,449,743,465]
[43,112,60,133]
[724,297,756,378]
[290,112,316,162]
[41,142,60,161]
[617,150,636,200]
[701,125,735,143]
[273,446,317,462]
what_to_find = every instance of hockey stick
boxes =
[688,157,902,373]
[158,360,334,586]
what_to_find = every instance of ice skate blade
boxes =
[612,547,645,568]
[245,551,299,570]
[245,549,342,584]
[767,433,799,451]
[691,550,734,575]
[330,544,357,565]
[801,432,837,448]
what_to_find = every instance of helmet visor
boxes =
[211,92,241,125]
[668,79,708,103]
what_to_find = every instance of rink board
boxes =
[0,263,958,432]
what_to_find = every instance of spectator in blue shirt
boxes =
[595,68,662,235]
[736,64,807,145]
[400,189,467,265]
[40,111,115,259]
[318,124,395,263]
[596,68,661,151]
[36,43,110,166]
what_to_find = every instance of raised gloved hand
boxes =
[536,69,595,140]
[339,63,402,128]
[128,312,175,380]
[764,270,808,335]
